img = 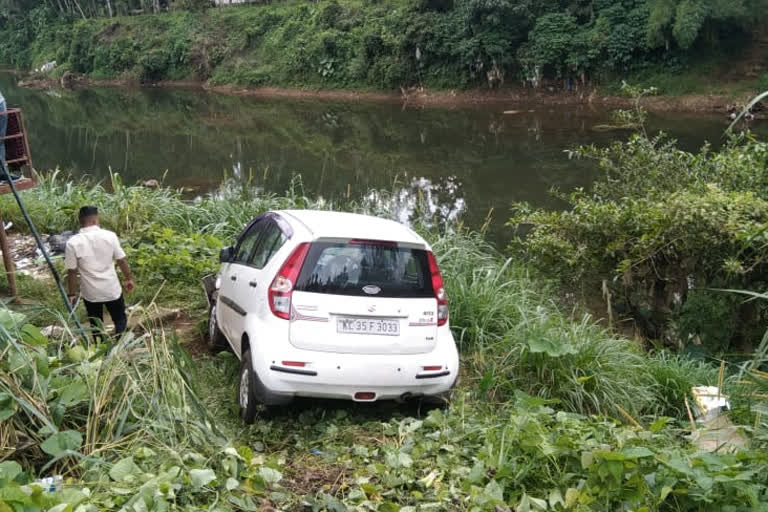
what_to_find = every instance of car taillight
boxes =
[427,251,449,326]
[269,242,310,320]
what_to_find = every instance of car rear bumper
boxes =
[253,336,459,402]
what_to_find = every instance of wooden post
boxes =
[0,211,17,298]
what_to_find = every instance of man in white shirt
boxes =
[65,206,135,339]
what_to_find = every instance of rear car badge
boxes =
[363,285,381,295]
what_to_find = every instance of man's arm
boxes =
[117,258,135,293]
[67,269,78,303]
[65,241,78,305]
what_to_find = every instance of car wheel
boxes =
[239,349,259,424]
[207,302,227,351]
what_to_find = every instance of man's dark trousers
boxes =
[84,295,127,338]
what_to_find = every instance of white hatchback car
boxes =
[207,210,459,423]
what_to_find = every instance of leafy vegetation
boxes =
[0,173,767,509]
[509,129,768,355]
[1,0,766,92]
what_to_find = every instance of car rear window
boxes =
[295,241,434,298]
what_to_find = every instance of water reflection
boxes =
[0,72,757,245]
[362,176,466,230]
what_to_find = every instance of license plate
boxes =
[337,317,400,336]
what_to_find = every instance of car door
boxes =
[218,220,266,350]
[229,219,288,343]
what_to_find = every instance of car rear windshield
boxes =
[295,241,434,298]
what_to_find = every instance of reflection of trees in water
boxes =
[363,176,466,232]
[7,71,728,242]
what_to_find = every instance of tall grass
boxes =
[0,170,324,239]
[0,173,723,420]
[0,304,221,474]
[427,228,719,417]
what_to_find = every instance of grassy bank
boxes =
[1,1,766,98]
[1,172,768,509]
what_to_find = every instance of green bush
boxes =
[125,227,222,285]
[431,229,659,417]
[138,47,170,81]
[677,289,743,352]
[68,21,96,73]
[510,133,768,352]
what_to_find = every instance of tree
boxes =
[646,0,768,50]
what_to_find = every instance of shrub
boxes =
[138,47,170,81]
[645,350,719,417]
[677,289,742,352]
[68,21,95,74]
[317,1,343,29]
[126,227,222,285]
[510,134,768,352]
[430,229,659,417]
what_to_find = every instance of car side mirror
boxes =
[219,246,234,263]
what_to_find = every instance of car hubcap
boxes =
[239,368,249,409]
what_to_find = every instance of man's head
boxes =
[78,206,99,227]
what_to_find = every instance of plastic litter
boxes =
[310,448,324,455]
[687,386,746,453]
[691,386,730,422]
[36,475,63,492]
[36,61,57,74]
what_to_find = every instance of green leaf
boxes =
[0,461,22,482]
[548,488,564,508]
[57,488,87,506]
[621,446,654,459]
[20,324,48,346]
[40,430,82,457]
[33,351,50,378]
[56,380,89,407]
[190,468,217,488]
[484,479,504,503]
[526,334,578,357]
[109,456,142,482]
[65,345,88,363]
[467,462,486,484]
[0,309,26,329]
[649,417,670,433]
[226,477,239,491]
[0,393,17,422]
[0,485,31,505]
[258,467,282,485]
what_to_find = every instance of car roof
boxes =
[276,210,428,247]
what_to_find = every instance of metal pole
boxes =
[0,160,88,340]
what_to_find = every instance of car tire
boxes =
[239,349,259,424]
[207,302,227,351]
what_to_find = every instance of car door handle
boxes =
[230,275,237,281]
[249,281,258,288]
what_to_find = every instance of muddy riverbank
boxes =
[15,74,753,113]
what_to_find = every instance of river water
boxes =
[0,72,759,245]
